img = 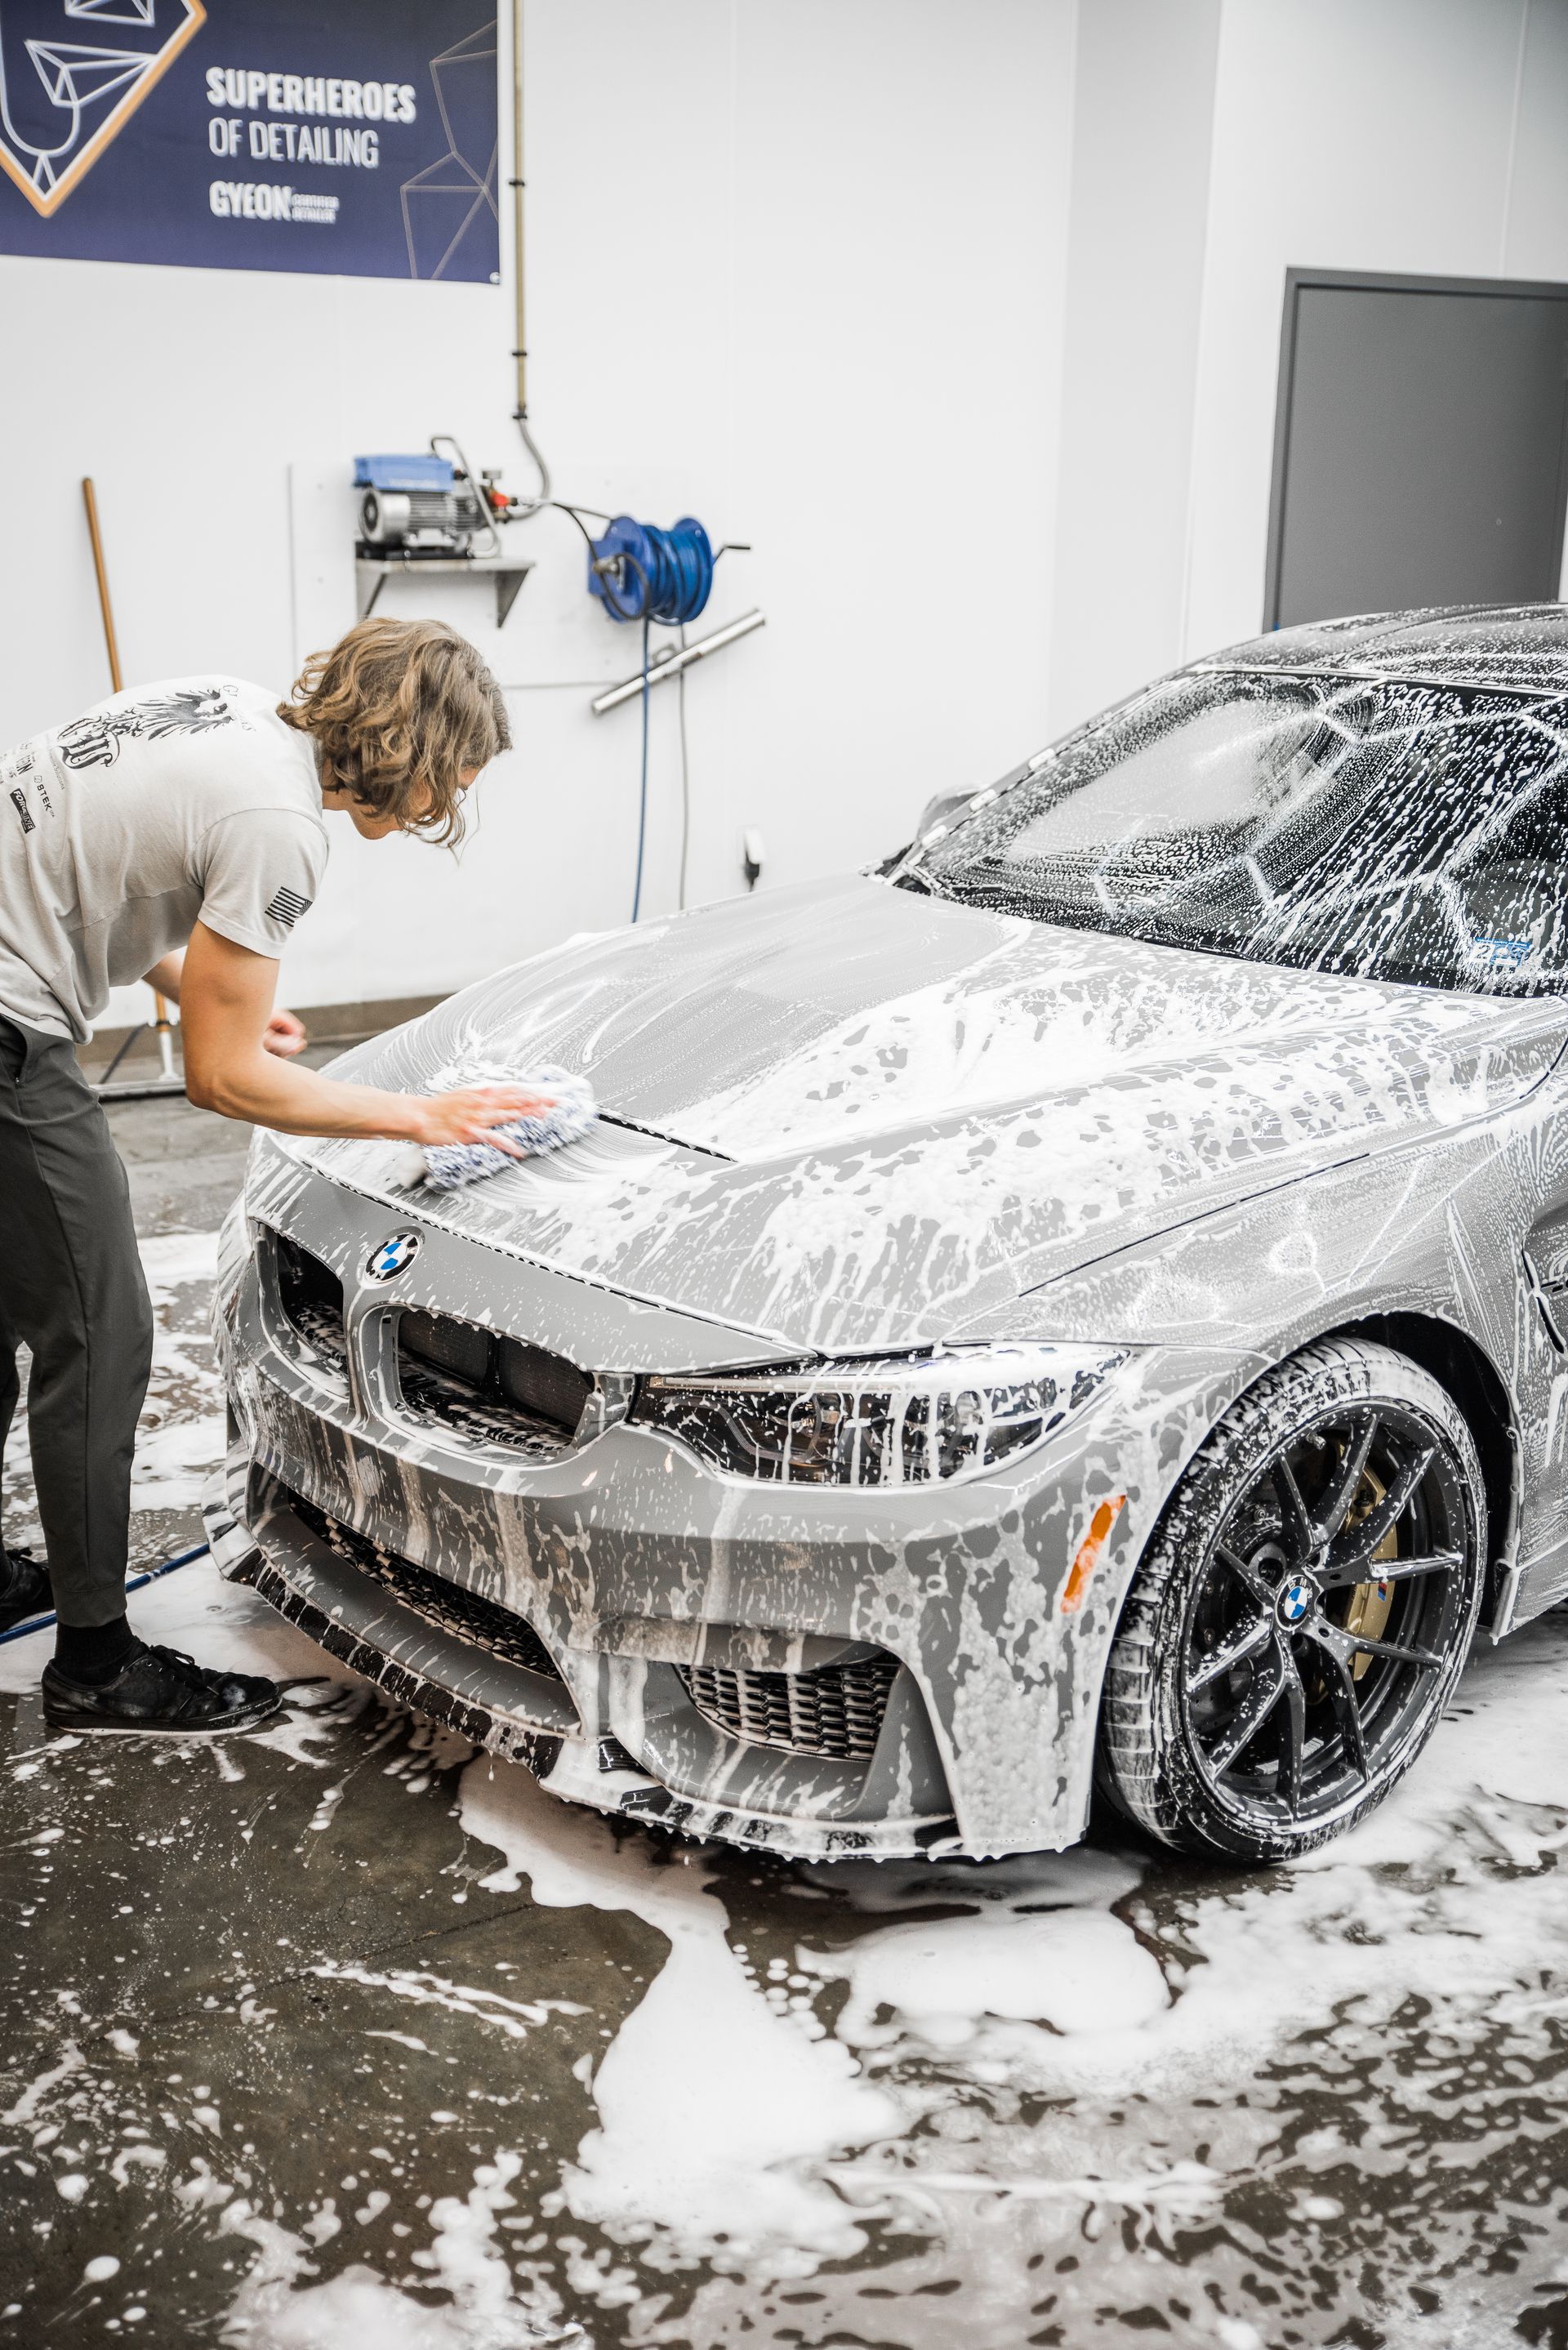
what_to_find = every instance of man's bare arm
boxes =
[144,951,185,1001]
[176,921,550,1148]
[144,947,305,1058]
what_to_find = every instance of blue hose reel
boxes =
[588,515,714,624]
[586,512,723,928]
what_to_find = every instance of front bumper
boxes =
[211,1154,1168,1858]
[203,1443,957,1858]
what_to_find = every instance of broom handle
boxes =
[82,477,122,693]
[82,477,174,1070]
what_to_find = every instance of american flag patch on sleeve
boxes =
[265,885,313,929]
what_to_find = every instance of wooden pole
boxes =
[82,477,176,1078]
[81,477,122,693]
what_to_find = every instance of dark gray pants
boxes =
[0,1016,153,1626]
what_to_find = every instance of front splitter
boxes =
[201,1465,960,1864]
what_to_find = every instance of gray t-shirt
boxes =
[0,676,327,1041]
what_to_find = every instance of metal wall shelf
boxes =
[354,555,534,628]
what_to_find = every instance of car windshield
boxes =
[898,669,1568,995]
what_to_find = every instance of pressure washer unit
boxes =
[354,450,505,557]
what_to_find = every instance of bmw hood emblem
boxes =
[366,1230,422,1282]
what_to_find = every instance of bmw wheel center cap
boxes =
[366,1230,422,1282]
[1277,1574,1315,1628]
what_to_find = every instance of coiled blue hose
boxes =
[589,515,714,624]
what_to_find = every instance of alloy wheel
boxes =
[1179,1399,1472,1832]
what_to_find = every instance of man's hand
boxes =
[264,1010,307,1058]
[407,1084,559,1157]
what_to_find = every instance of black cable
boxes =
[96,1023,147,1086]
[546,501,608,550]
[598,547,652,624]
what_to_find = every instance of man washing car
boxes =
[0,618,550,1735]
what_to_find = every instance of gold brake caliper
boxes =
[1342,1463,1398,1680]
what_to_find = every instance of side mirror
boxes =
[911,785,977,842]
[876,787,973,880]
[887,758,1036,876]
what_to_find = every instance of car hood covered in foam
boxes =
[273,875,1568,1356]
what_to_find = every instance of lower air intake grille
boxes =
[678,1653,898,1762]
[274,1232,345,1366]
[289,1492,563,1682]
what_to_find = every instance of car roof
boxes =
[1194,602,1568,698]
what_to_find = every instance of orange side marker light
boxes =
[1059,1494,1126,1615]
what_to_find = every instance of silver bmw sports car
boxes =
[207,605,1568,1866]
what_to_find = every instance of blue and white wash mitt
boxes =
[399,1063,599,1190]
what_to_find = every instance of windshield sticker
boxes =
[1472,934,1535,971]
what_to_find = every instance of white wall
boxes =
[0,0,1074,1029]
[3,0,1567,1031]
[1046,0,1221,730]
[1183,0,1568,666]
[1047,0,1568,735]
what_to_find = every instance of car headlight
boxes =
[628,1344,1128,1487]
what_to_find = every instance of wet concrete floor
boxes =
[2,1072,1566,2348]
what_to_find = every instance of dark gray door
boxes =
[1264,270,1568,630]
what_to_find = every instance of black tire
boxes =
[1098,1337,1486,1864]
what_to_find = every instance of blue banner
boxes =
[0,2,500,280]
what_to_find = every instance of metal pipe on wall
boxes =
[512,0,528,421]
[509,0,550,503]
[591,610,768,716]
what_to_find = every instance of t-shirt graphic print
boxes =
[0,675,327,1042]
[54,686,238,772]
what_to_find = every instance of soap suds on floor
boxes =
[454,1608,1568,2343]
[458,1755,902,2273]
[310,1959,588,2041]
[3,1438,1564,2346]
[801,1875,1167,2053]
[216,2150,580,2348]
[3,1579,1557,2344]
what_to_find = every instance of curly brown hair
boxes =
[278,618,510,844]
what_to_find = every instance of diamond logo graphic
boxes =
[0,0,205,217]
[28,41,154,106]
[399,19,499,280]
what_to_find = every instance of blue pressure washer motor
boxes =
[354,449,510,555]
[588,515,714,625]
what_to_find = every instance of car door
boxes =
[1510,1053,1568,1619]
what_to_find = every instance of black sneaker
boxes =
[42,1643,282,1736]
[0,1546,51,1634]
